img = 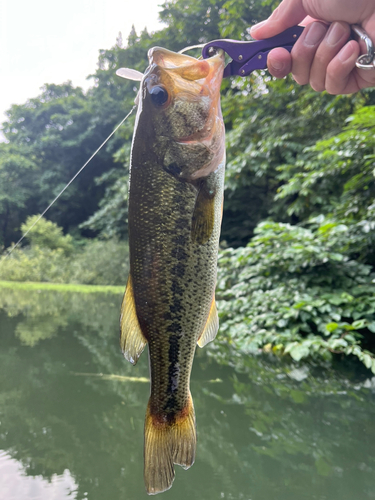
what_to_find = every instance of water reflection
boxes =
[0,286,375,500]
[0,452,78,500]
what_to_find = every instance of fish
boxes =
[118,46,225,495]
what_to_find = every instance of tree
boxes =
[21,215,73,255]
[0,143,37,247]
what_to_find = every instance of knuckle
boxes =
[291,63,310,86]
[325,78,342,95]
[291,43,309,60]
[293,74,309,86]
[310,80,325,92]
[325,80,341,94]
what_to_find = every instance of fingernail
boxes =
[326,22,346,46]
[304,22,327,46]
[249,20,266,33]
[338,42,354,62]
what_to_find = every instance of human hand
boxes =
[250,0,375,94]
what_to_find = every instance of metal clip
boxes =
[352,24,375,70]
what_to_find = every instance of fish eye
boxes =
[150,86,169,106]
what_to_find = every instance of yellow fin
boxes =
[144,395,196,495]
[120,274,147,365]
[191,182,215,245]
[197,298,219,348]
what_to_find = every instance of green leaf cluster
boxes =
[217,219,375,372]
[0,224,129,286]
[21,215,74,255]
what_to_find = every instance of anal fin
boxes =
[120,274,147,365]
[197,297,219,348]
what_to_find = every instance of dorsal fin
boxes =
[197,297,219,347]
[120,274,147,365]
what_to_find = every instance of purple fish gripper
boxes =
[202,25,305,77]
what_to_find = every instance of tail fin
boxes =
[144,395,196,495]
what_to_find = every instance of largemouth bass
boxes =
[119,46,225,495]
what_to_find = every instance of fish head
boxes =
[138,47,225,180]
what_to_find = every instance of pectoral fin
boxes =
[191,180,216,245]
[197,297,219,348]
[120,274,147,365]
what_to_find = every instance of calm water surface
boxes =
[0,286,374,500]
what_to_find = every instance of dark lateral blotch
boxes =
[164,162,182,177]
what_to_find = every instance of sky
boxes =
[0,453,78,500]
[0,0,163,136]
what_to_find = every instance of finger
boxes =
[325,40,362,94]
[301,16,319,26]
[250,0,307,39]
[290,22,329,85]
[267,48,292,78]
[309,22,351,92]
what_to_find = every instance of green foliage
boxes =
[219,0,276,39]
[0,238,129,286]
[276,105,375,224]
[221,80,365,245]
[159,0,225,47]
[79,144,131,238]
[64,238,129,286]
[0,79,135,247]
[217,219,375,372]
[0,143,38,248]
[21,215,73,255]
[0,280,123,294]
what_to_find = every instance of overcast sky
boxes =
[0,0,163,132]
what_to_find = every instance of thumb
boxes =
[250,0,308,39]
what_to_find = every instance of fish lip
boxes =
[148,46,199,67]
[146,47,225,81]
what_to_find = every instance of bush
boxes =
[62,238,129,286]
[21,215,74,255]
[0,246,66,283]
[0,238,129,286]
[217,219,375,373]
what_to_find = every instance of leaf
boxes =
[363,353,373,369]
[352,319,367,330]
[325,322,339,333]
[289,344,310,362]
[290,390,306,404]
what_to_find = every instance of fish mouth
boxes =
[146,47,225,97]
[147,47,224,79]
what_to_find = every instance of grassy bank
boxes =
[0,280,124,295]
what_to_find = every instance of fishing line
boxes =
[178,44,205,55]
[3,105,136,259]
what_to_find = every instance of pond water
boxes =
[0,285,375,500]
